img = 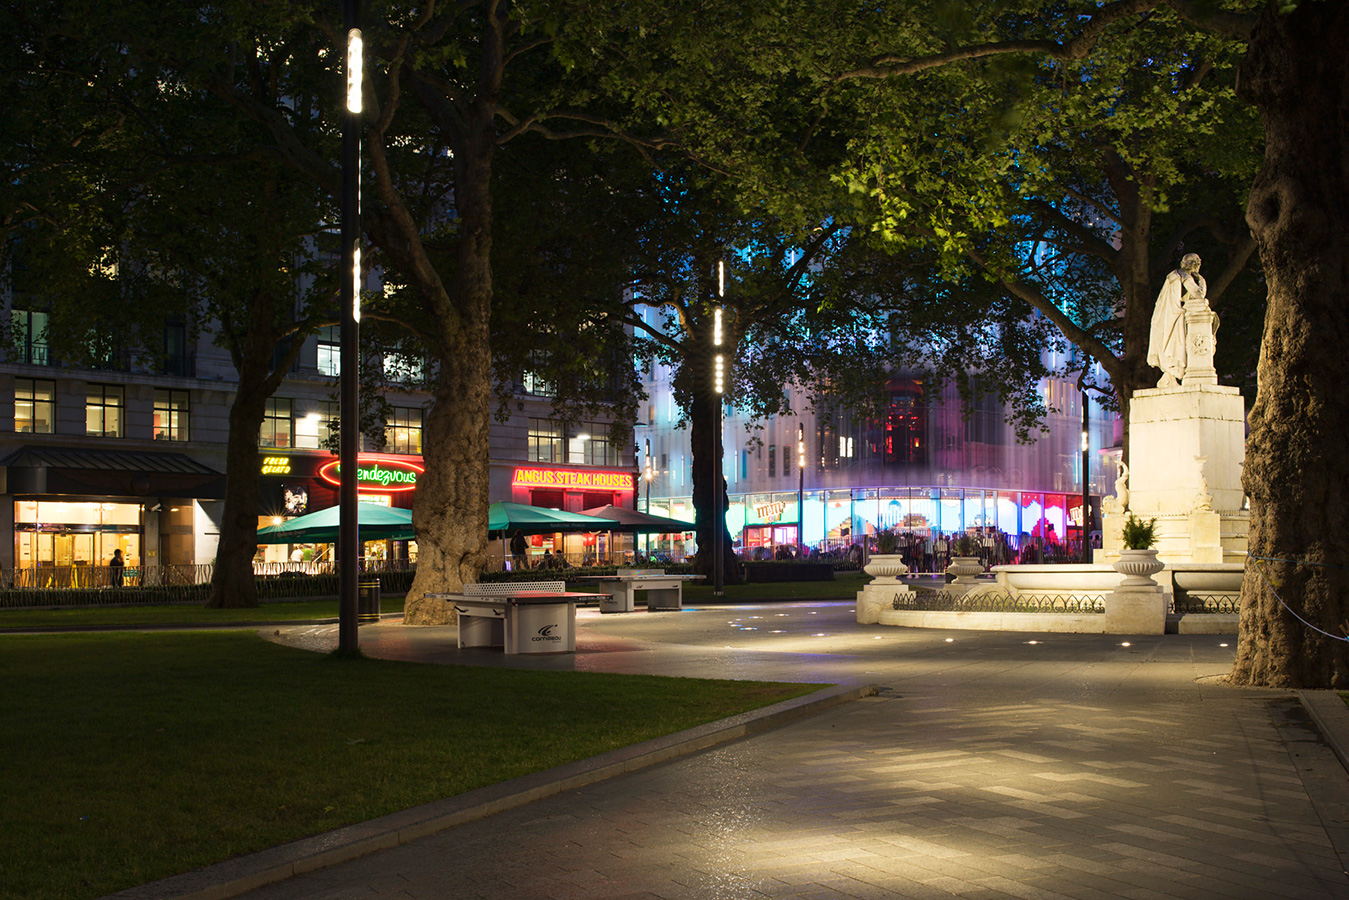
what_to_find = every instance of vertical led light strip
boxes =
[714,261,724,394]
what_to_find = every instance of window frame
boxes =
[11,309,50,365]
[384,406,423,455]
[317,326,340,377]
[528,418,564,463]
[260,398,294,448]
[86,384,126,438]
[15,377,55,434]
[152,389,190,442]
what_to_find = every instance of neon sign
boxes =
[318,457,423,492]
[261,456,292,475]
[511,467,635,492]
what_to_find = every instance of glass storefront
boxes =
[14,500,142,568]
[654,485,1097,559]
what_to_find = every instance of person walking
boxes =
[109,549,125,587]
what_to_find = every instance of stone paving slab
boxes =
[107,601,1349,900]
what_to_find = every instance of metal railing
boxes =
[897,587,1107,614]
[1173,592,1241,615]
[494,549,687,572]
[0,560,418,608]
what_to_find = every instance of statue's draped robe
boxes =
[1148,270,1188,382]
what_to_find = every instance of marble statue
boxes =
[1147,253,1207,387]
[1102,460,1130,515]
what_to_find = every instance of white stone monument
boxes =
[1099,254,1248,565]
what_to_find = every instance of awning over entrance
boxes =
[0,446,227,499]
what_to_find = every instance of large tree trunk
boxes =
[1229,1,1349,688]
[403,341,492,623]
[401,132,495,625]
[207,369,271,608]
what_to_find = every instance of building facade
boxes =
[638,351,1118,565]
[0,307,636,578]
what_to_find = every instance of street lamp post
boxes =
[643,437,653,558]
[712,262,725,596]
[797,423,805,554]
[1081,378,1091,564]
[338,3,363,654]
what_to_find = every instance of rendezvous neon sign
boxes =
[511,467,635,492]
[318,457,424,493]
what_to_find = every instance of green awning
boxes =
[256,504,414,543]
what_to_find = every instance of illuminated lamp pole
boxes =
[712,262,725,596]
[338,5,363,654]
[1080,370,1091,564]
[643,437,653,557]
[797,423,805,554]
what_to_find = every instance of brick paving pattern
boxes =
[241,603,1349,899]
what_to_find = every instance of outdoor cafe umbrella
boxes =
[256,504,415,543]
[486,501,619,538]
[579,505,694,534]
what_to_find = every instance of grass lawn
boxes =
[0,596,405,630]
[0,631,818,900]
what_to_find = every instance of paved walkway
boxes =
[241,600,1349,899]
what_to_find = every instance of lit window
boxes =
[11,310,50,365]
[153,390,190,441]
[15,378,55,433]
[528,419,564,463]
[383,353,425,385]
[260,398,293,448]
[384,407,423,454]
[318,401,340,448]
[317,326,340,376]
[579,423,619,466]
[86,385,125,437]
[522,350,555,397]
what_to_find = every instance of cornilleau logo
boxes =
[532,624,562,642]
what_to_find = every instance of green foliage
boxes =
[953,533,979,556]
[1121,513,1158,550]
[874,527,898,554]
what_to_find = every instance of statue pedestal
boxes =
[1098,383,1248,564]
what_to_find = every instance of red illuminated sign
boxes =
[318,456,424,493]
[511,467,635,492]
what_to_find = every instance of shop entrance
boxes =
[14,500,142,570]
[741,525,800,560]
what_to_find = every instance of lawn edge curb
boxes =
[1297,689,1349,774]
[98,681,878,900]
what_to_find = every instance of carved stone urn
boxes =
[1112,548,1164,589]
[863,554,909,581]
[945,556,984,587]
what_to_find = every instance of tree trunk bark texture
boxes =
[207,376,270,609]
[402,340,492,624]
[401,135,495,625]
[1230,1,1349,687]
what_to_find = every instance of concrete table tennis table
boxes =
[573,569,705,613]
[427,582,606,654]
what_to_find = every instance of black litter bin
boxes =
[358,579,382,624]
